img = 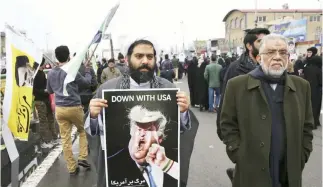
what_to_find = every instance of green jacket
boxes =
[204,63,222,88]
[220,74,314,187]
[172,58,179,68]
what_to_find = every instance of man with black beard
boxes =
[84,39,197,187]
[216,28,270,182]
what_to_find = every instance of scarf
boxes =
[109,67,116,74]
[249,66,286,85]
[119,69,161,89]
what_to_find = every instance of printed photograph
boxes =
[103,89,180,187]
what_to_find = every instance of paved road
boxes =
[37,76,322,187]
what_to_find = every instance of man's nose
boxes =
[142,56,149,64]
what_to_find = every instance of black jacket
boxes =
[33,70,49,101]
[216,53,258,140]
[97,63,108,84]
[79,64,98,95]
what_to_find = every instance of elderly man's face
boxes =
[128,122,161,165]
[260,39,289,78]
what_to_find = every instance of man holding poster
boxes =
[85,38,192,187]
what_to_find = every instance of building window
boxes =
[310,16,313,22]
[257,16,266,22]
[314,16,317,21]
[258,16,263,22]
[317,15,321,22]
[240,18,244,29]
[235,17,239,28]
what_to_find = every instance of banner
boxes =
[273,18,307,42]
[3,25,42,140]
[273,22,291,35]
[283,18,307,42]
[103,89,180,187]
[61,1,120,96]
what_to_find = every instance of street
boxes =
[36,76,322,187]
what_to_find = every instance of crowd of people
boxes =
[28,27,322,187]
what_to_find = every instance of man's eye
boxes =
[147,55,154,60]
[279,51,288,55]
[136,54,144,59]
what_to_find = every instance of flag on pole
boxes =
[3,24,42,140]
[61,1,120,96]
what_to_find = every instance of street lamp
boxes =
[254,0,258,28]
[174,32,178,54]
[45,32,51,52]
[180,21,185,52]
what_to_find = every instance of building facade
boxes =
[223,9,322,54]
[1,32,5,58]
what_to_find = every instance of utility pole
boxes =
[45,32,51,52]
[254,0,258,28]
[180,21,185,52]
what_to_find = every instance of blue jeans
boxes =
[208,87,221,111]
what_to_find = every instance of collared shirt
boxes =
[84,77,191,150]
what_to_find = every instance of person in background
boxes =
[204,54,222,112]
[172,55,180,81]
[79,61,98,113]
[160,54,174,83]
[115,53,128,75]
[217,55,225,67]
[219,58,231,94]
[101,58,121,83]
[287,60,297,75]
[187,56,199,107]
[196,55,209,111]
[33,58,59,149]
[303,55,322,129]
[294,54,305,76]
[47,45,92,175]
[79,59,98,160]
[183,57,189,76]
[97,58,108,84]
[178,60,184,80]
[306,47,318,60]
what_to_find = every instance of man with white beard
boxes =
[220,34,314,187]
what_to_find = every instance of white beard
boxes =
[261,61,287,78]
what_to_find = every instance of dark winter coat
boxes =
[220,73,314,187]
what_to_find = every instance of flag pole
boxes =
[85,43,100,66]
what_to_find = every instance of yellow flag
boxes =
[3,25,42,140]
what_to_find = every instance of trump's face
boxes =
[128,122,162,165]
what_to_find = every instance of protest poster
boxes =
[3,25,42,140]
[103,88,180,187]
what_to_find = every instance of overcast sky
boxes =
[0,0,321,54]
